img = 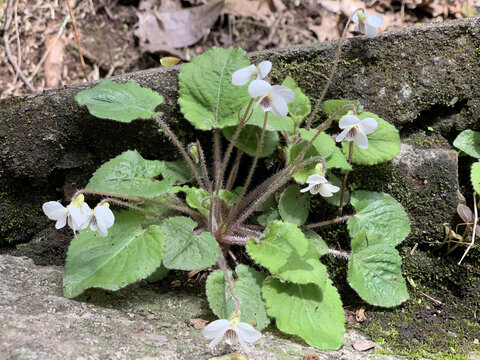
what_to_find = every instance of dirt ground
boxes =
[1,0,479,99]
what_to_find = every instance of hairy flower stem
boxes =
[196,140,211,192]
[338,141,354,215]
[306,215,352,229]
[75,189,203,221]
[155,116,206,190]
[225,148,244,191]
[305,8,363,130]
[217,252,241,316]
[216,98,254,197]
[100,198,165,220]
[223,112,268,230]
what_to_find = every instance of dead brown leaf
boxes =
[134,0,225,51]
[352,339,378,351]
[224,0,285,22]
[355,307,367,322]
[189,318,209,329]
[44,33,64,88]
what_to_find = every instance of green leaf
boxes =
[341,112,400,165]
[326,146,352,172]
[282,76,311,127]
[256,194,277,212]
[303,229,328,256]
[161,216,220,270]
[172,186,238,215]
[278,185,309,226]
[86,150,173,198]
[472,161,480,193]
[64,211,165,298]
[257,209,280,227]
[262,277,345,350]
[75,79,163,122]
[348,232,409,307]
[246,221,328,286]
[206,265,269,331]
[178,47,251,130]
[145,264,169,283]
[247,106,296,132]
[286,133,335,184]
[321,100,359,121]
[453,130,480,159]
[161,160,194,185]
[222,125,279,157]
[323,173,349,207]
[348,191,410,247]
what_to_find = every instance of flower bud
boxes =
[188,143,200,164]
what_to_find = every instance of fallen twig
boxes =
[65,0,90,81]
[3,0,36,92]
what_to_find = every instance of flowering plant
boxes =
[43,9,410,353]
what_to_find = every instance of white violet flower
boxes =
[42,194,91,232]
[232,61,272,86]
[85,204,115,237]
[248,79,295,117]
[353,10,383,37]
[335,114,378,149]
[203,318,262,353]
[300,174,340,197]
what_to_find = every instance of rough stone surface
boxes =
[0,255,407,360]
[0,17,479,245]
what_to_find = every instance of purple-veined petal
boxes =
[203,319,231,339]
[365,24,378,37]
[306,174,327,184]
[368,14,383,27]
[359,117,378,134]
[310,185,320,195]
[43,201,68,221]
[248,80,271,98]
[270,94,288,117]
[235,322,262,343]
[232,64,256,86]
[354,130,369,149]
[339,114,360,129]
[272,85,295,104]
[257,61,272,79]
[335,128,351,143]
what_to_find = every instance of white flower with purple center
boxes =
[335,114,378,149]
[81,203,115,237]
[232,61,272,86]
[248,79,295,118]
[203,318,262,353]
[353,10,383,37]
[300,174,340,197]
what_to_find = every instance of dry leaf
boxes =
[302,355,319,360]
[355,307,367,322]
[189,318,209,329]
[160,56,181,66]
[134,0,225,51]
[208,353,249,360]
[352,339,378,351]
[224,0,285,22]
[44,34,64,88]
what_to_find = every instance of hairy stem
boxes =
[217,252,241,316]
[305,8,363,130]
[196,140,211,192]
[100,198,165,220]
[155,116,206,190]
[306,215,352,229]
[338,141,354,215]
[225,148,244,191]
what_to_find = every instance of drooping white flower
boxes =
[203,318,262,353]
[300,174,340,197]
[352,10,383,37]
[42,195,91,232]
[232,61,272,86]
[335,114,378,149]
[86,204,115,237]
[248,79,295,117]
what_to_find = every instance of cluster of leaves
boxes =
[66,47,410,350]
[454,130,480,194]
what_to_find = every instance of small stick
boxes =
[3,0,35,92]
[409,243,418,256]
[420,291,443,305]
[65,0,90,81]
[306,215,352,229]
[328,249,350,259]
